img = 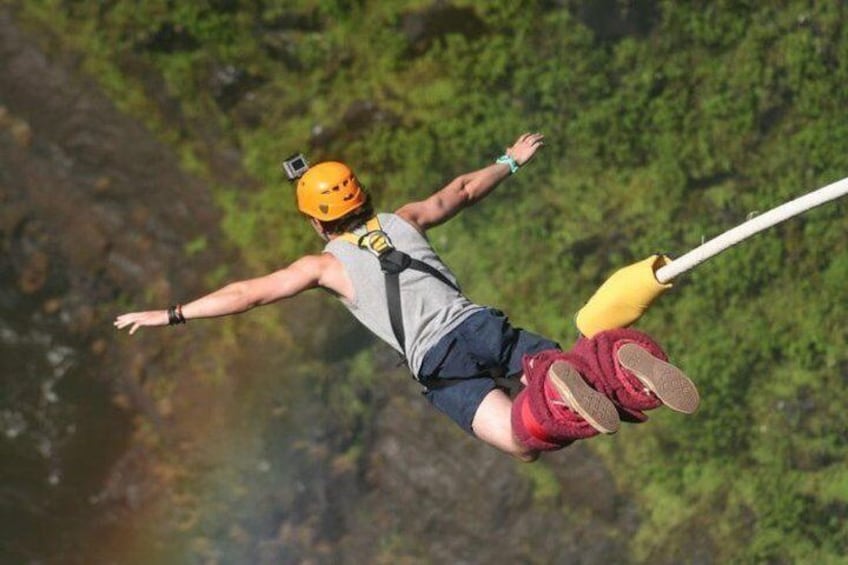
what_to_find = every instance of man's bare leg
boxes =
[471,388,540,462]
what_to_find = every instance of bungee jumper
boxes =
[114,133,702,460]
[114,132,720,461]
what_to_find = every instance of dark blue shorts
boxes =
[417,308,559,435]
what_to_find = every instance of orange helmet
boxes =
[296,161,366,221]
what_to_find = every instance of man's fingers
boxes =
[530,135,544,150]
[115,315,135,328]
[114,313,145,333]
[519,133,544,149]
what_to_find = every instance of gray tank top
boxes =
[324,213,484,375]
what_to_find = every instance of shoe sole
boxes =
[616,343,700,414]
[547,361,620,434]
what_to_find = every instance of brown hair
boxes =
[317,195,374,235]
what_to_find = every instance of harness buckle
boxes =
[357,229,394,257]
[357,229,410,274]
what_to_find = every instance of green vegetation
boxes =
[19,0,848,561]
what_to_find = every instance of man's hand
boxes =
[506,132,545,166]
[114,310,169,335]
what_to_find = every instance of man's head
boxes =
[296,161,371,238]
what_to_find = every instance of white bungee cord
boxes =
[655,176,848,284]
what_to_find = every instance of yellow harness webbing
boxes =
[337,216,385,251]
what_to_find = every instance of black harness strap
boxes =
[381,250,407,352]
[381,248,460,356]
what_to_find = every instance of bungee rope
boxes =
[655,175,848,284]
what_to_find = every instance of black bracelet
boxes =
[170,304,186,325]
[167,305,180,326]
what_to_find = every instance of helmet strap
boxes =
[309,217,331,241]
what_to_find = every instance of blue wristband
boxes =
[496,154,519,174]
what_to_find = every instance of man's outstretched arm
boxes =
[396,132,544,232]
[114,254,330,335]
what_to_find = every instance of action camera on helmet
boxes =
[282,153,309,181]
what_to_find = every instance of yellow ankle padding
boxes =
[575,255,673,338]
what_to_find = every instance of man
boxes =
[115,133,698,462]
